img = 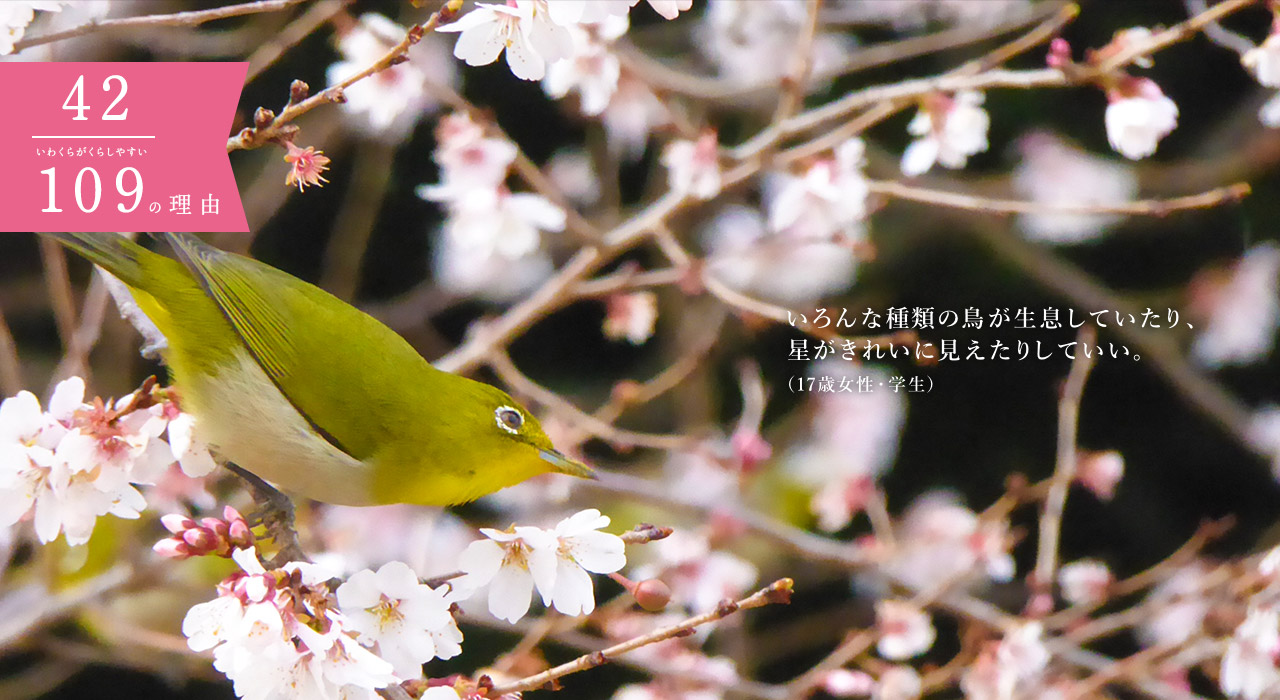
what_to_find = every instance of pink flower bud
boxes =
[161,513,196,534]
[183,528,218,552]
[633,579,672,612]
[153,538,191,559]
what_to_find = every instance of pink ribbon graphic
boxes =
[0,62,248,232]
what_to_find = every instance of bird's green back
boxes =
[162,234,457,463]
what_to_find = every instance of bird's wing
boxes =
[165,234,436,461]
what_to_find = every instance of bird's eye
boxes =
[495,406,524,434]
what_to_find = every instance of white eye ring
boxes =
[495,406,524,434]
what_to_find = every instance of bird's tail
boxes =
[40,233,155,290]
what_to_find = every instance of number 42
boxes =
[62,75,128,121]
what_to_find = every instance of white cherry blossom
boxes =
[1221,604,1280,700]
[1012,130,1137,244]
[457,525,559,622]
[0,2,64,55]
[542,509,626,616]
[874,666,923,700]
[641,0,692,20]
[604,292,659,344]
[874,600,936,660]
[439,1,573,81]
[768,138,870,240]
[326,14,455,138]
[336,561,463,679]
[901,91,990,176]
[1189,244,1280,368]
[1244,33,1280,88]
[1057,559,1112,606]
[543,15,628,116]
[701,205,858,305]
[1104,76,1179,160]
[430,188,566,261]
[662,131,722,200]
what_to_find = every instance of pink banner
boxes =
[0,62,248,233]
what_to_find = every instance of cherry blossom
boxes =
[1221,605,1280,700]
[0,2,64,56]
[873,666,923,700]
[701,205,859,305]
[1057,559,1112,606]
[1244,33,1280,127]
[439,1,573,81]
[1137,562,1212,647]
[662,131,722,200]
[1104,76,1179,160]
[900,91,990,176]
[543,15,628,116]
[435,188,567,260]
[604,291,659,344]
[820,669,876,697]
[785,363,906,532]
[1012,130,1137,244]
[184,548,401,699]
[1188,244,1280,368]
[336,561,463,678]
[768,138,870,240]
[455,509,626,621]
[456,525,558,622]
[0,377,203,545]
[326,13,455,138]
[641,0,692,20]
[1074,449,1124,501]
[699,0,850,89]
[282,142,331,192]
[546,148,601,207]
[874,600,936,660]
[601,74,670,160]
[543,508,627,615]
[1248,407,1280,480]
[886,492,1015,589]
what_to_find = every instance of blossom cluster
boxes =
[183,547,462,700]
[440,0,689,82]
[0,1,63,55]
[418,112,566,300]
[177,508,627,698]
[0,377,216,545]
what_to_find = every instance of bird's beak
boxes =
[539,449,597,480]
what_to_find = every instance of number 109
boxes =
[41,167,143,214]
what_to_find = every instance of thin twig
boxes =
[488,351,696,451]
[1033,324,1097,594]
[38,238,77,355]
[226,1,461,152]
[869,180,1252,217]
[488,579,794,696]
[245,0,354,83]
[772,0,825,126]
[13,0,308,52]
[0,304,23,396]
[1184,0,1258,58]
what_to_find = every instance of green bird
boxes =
[44,233,593,506]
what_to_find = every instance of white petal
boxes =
[453,23,506,67]
[0,391,44,443]
[47,377,85,421]
[900,138,939,176]
[458,539,506,584]
[505,33,547,81]
[488,563,535,622]
[506,193,566,232]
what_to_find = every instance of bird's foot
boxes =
[226,463,309,568]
